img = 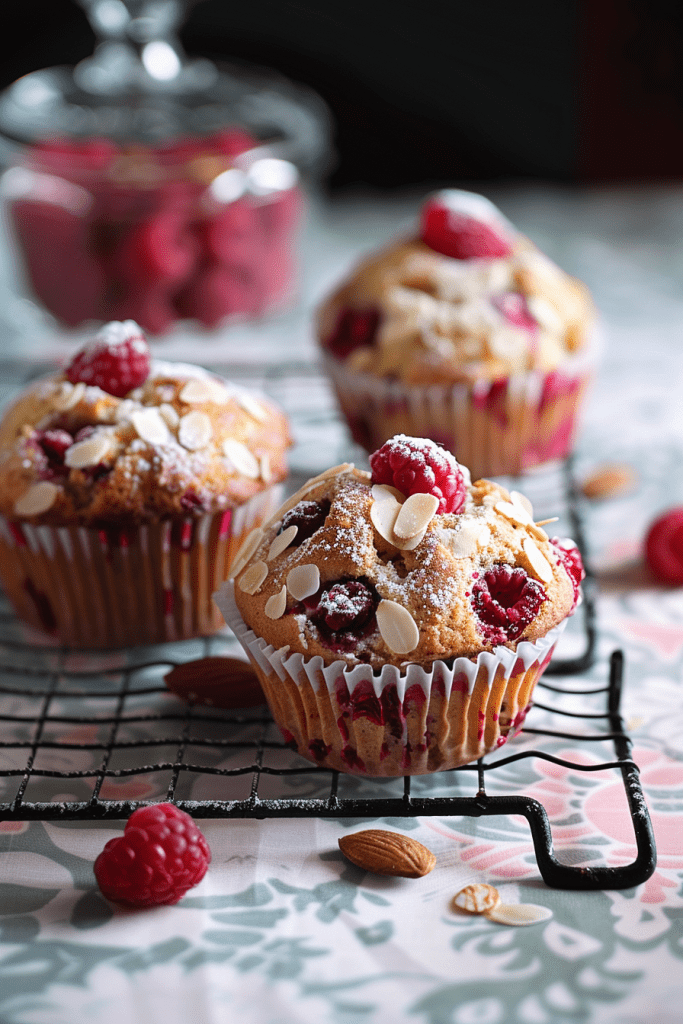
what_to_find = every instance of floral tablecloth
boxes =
[1,185,683,1024]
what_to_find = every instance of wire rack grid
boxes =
[0,357,656,890]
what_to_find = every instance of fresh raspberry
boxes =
[325,307,381,359]
[550,537,585,609]
[279,500,331,545]
[492,292,537,332]
[644,509,683,585]
[471,564,546,644]
[313,580,378,633]
[369,434,467,514]
[37,429,73,463]
[420,196,513,259]
[94,803,211,908]
[66,321,151,398]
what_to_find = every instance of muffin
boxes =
[0,320,290,648]
[318,189,597,479]
[214,435,584,776]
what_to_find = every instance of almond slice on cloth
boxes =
[163,656,264,708]
[376,599,420,654]
[14,481,60,517]
[338,830,435,877]
[265,585,287,619]
[268,525,298,561]
[238,560,268,595]
[223,439,260,479]
[65,432,114,468]
[486,903,553,926]
[523,537,554,583]
[178,411,213,450]
[393,492,439,540]
[452,883,501,915]
[286,563,320,601]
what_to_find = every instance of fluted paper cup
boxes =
[215,580,566,777]
[321,329,599,479]
[0,485,282,649]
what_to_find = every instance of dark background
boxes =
[3,0,683,189]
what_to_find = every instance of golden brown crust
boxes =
[233,464,576,670]
[317,234,594,385]
[0,362,291,527]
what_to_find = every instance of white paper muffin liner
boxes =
[321,326,601,479]
[0,485,282,649]
[215,580,568,777]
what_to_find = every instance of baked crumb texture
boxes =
[316,199,597,478]
[216,463,577,776]
[0,362,290,647]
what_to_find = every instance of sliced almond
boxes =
[236,392,267,422]
[438,521,489,558]
[510,490,533,518]
[338,830,435,878]
[371,483,405,504]
[131,407,172,446]
[286,563,320,600]
[394,492,439,540]
[179,377,230,404]
[265,584,287,619]
[228,527,264,578]
[52,380,85,412]
[14,480,60,517]
[259,454,272,484]
[527,523,549,543]
[523,537,554,583]
[495,499,533,527]
[370,493,401,544]
[158,402,179,429]
[452,883,501,915]
[268,525,298,561]
[486,903,553,926]
[65,432,113,468]
[223,438,260,479]
[238,560,268,595]
[179,410,213,450]
[376,599,420,655]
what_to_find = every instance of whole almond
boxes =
[581,464,637,500]
[163,656,264,708]
[338,829,435,878]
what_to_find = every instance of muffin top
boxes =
[228,435,583,671]
[0,321,290,527]
[318,190,594,386]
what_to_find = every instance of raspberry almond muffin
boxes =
[0,320,290,647]
[215,435,584,776]
[318,190,597,479]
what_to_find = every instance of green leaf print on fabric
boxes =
[0,885,60,915]
[181,883,272,910]
[355,920,393,945]
[0,916,40,942]
[269,876,366,922]
[202,928,263,947]
[70,890,114,930]
[209,909,288,928]
[118,938,192,972]
[235,937,328,980]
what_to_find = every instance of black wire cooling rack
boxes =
[0,359,655,889]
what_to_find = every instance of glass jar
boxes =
[0,1,330,338]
